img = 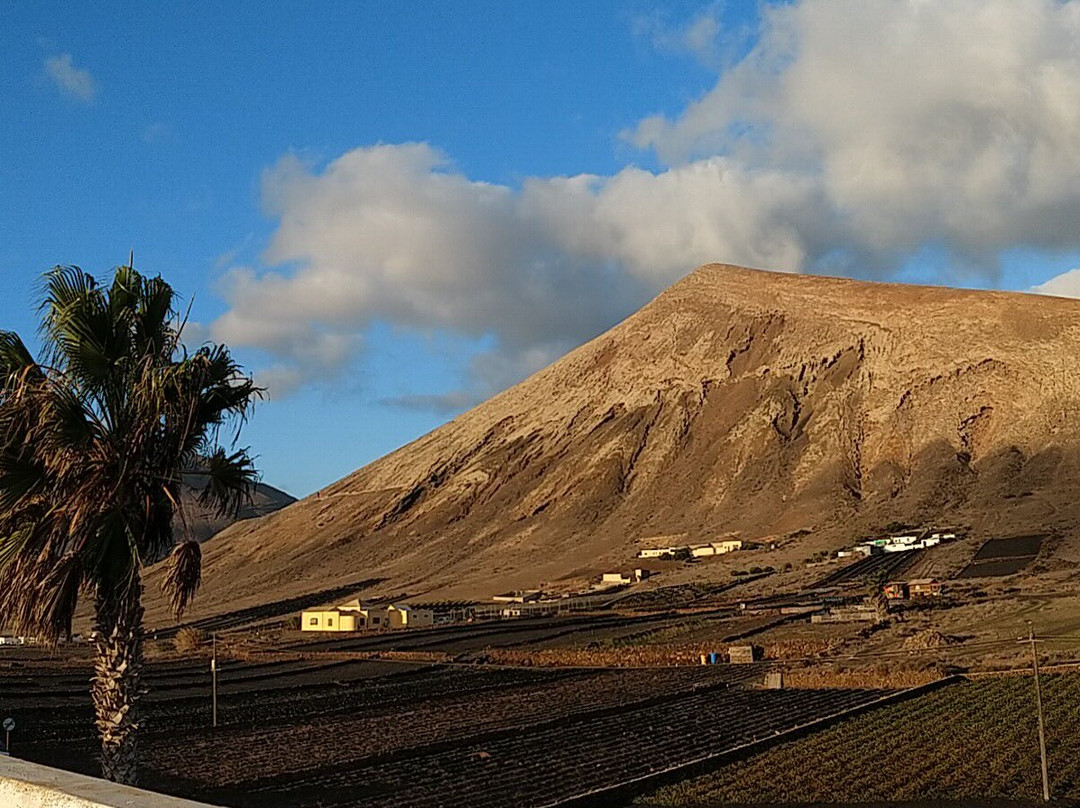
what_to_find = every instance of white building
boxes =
[602,569,649,585]
[492,590,543,603]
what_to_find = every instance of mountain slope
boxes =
[147,264,1080,621]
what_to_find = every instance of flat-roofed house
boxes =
[387,604,435,629]
[335,600,391,629]
[712,540,743,554]
[492,590,543,603]
[301,609,357,632]
[909,579,944,598]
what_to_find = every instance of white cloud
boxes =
[214,0,1080,403]
[1031,267,1080,298]
[633,6,724,67]
[210,144,827,399]
[44,53,97,103]
[630,0,1080,265]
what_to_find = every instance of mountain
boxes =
[146,264,1080,622]
[179,476,297,543]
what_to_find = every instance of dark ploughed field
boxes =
[956,535,1045,579]
[2,620,904,808]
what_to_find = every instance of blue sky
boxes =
[4,1,1080,496]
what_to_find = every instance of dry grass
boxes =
[781,666,944,689]
[174,627,208,654]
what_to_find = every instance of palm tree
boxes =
[0,262,261,784]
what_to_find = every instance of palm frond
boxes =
[40,553,83,641]
[161,540,201,620]
[195,447,258,517]
[0,331,37,381]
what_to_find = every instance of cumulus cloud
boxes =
[210,144,826,398]
[214,0,1080,403]
[44,53,97,102]
[630,0,1080,266]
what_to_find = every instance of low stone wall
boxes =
[0,756,216,808]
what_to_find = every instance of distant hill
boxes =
[145,263,1080,623]
[179,475,296,543]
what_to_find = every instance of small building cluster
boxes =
[849,531,956,556]
[638,539,743,559]
[301,600,435,633]
[884,578,945,601]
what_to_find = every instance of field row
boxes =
[143,666,747,790]
[815,548,922,586]
[203,687,891,808]
[6,655,895,808]
[643,672,1080,805]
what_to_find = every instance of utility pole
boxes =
[211,632,218,729]
[1026,622,1050,802]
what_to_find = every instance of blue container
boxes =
[707,652,719,665]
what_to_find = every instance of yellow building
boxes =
[301,610,357,632]
[387,604,435,629]
[300,601,433,632]
[337,600,389,628]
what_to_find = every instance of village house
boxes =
[387,603,435,629]
[301,600,433,632]
[690,540,743,557]
[301,609,357,632]
[601,569,650,585]
[637,547,677,559]
[881,579,944,602]
[492,590,543,603]
[909,578,945,598]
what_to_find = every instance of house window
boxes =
[309,618,318,626]
[372,617,381,625]
[327,618,334,626]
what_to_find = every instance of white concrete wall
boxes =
[0,757,217,808]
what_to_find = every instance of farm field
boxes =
[284,609,761,656]
[973,536,1046,560]
[815,548,923,587]
[956,557,1037,578]
[640,672,1080,806]
[957,535,1045,579]
[1,651,898,808]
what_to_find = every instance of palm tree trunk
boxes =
[91,576,144,785]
